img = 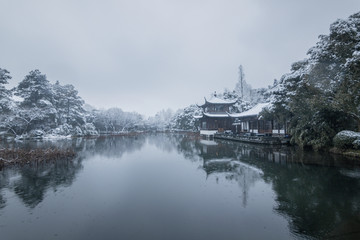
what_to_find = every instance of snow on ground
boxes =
[337,130,360,138]
[43,134,72,140]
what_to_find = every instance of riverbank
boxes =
[212,133,360,159]
[329,147,360,158]
[0,148,76,169]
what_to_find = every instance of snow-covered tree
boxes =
[2,69,97,137]
[234,65,253,102]
[329,13,360,130]
[267,11,360,149]
[146,109,174,131]
[11,70,57,132]
[0,68,14,113]
[169,105,201,131]
[14,69,53,107]
[52,81,85,126]
[237,65,245,99]
[211,65,269,114]
[92,108,144,133]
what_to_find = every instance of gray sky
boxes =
[1,0,359,116]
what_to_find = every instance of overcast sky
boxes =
[1,0,359,116]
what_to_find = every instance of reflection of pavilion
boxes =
[198,139,263,207]
[195,137,360,239]
[199,139,234,160]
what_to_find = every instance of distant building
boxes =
[195,96,236,136]
[195,96,288,137]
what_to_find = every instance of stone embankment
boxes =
[214,133,290,145]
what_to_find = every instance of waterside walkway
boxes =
[214,133,290,145]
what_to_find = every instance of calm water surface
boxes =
[1,134,360,240]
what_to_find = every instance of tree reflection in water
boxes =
[0,137,86,209]
[12,158,83,208]
[148,133,202,162]
[0,169,11,209]
[89,135,146,158]
[0,134,359,239]
[189,137,360,240]
[0,135,147,210]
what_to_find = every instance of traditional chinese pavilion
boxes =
[195,96,236,135]
[195,95,288,137]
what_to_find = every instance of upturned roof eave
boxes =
[199,97,237,107]
[228,113,258,118]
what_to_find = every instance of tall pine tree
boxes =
[0,68,13,113]
[14,69,53,107]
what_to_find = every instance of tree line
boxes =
[0,69,145,138]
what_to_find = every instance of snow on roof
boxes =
[203,112,230,118]
[206,97,236,104]
[193,115,203,119]
[204,158,233,165]
[229,103,272,118]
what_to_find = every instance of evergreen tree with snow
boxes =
[169,105,201,131]
[12,70,56,133]
[329,13,360,131]
[0,68,13,113]
[14,69,53,107]
[52,81,86,126]
[267,11,360,149]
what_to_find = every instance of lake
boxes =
[1,133,360,240]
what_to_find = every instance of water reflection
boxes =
[272,164,360,239]
[0,169,11,209]
[0,134,359,239]
[193,138,360,239]
[148,133,202,162]
[148,134,360,238]
[0,135,146,210]
[89,135,146,158]
[12,158,83,208]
